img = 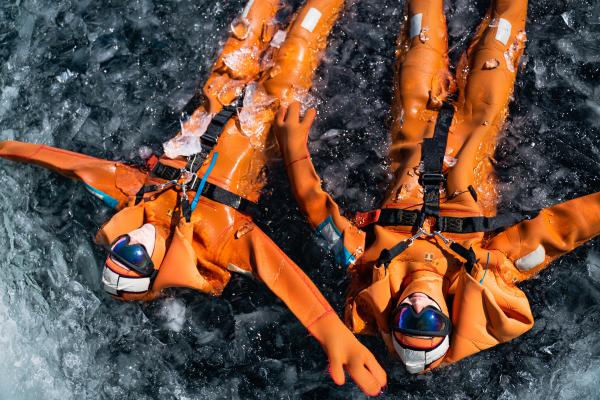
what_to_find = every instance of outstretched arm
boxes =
[0,141,145,209]
[274,102,365,266]
[486,192,600,280]
[224,224,386,396]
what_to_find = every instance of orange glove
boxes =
[274,102,366,266]
[308,312,387,396]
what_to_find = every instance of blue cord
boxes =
[190,152,219,212]
[479,252,490,284]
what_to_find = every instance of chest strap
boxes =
[357,208,539,234]
[139,160,262,217]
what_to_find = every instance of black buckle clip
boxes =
[420,173,445,186]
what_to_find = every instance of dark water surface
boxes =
[1,0,600,399]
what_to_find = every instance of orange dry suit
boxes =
[275,0,600,370]
[0,0,387,395]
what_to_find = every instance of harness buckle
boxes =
[420,173,445,186]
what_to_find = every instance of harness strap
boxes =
[449,242,477,274]
[376,103,480,273]
[200,105,236,156]
[139,160,262,217]
[419,103,454,220]
[378,241,411,268]
[364,208,540,234]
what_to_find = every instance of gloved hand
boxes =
[309,311,387,396]
[274,101,316,165]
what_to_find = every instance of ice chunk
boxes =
[56,69,77,84]
[158,298,186,333]
[237,83,276,147]
[222,46,259,77]
[163,111,214,159]
[0,86,19,119]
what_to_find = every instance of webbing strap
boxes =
[200,105,236,156]
[419,103,454,219]
[141,160,262,217]
[374,208,540,234]
[378,241,411,268]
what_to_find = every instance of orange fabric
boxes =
[277,0,598,369]
[0,0,387,394]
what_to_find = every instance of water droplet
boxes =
[230,17,251,41]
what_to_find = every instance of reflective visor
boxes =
[391,304,450,337]
[109,236,154,277]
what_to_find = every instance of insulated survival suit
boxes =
[0,0,387,395]
[276,0,600,371]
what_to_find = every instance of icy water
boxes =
[1,0,600,399]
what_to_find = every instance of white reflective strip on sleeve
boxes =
[102,267,120,295]
[516,244,546,271]
[242,0,255,18]
[410,13,423,38]
[117,276,152,293]
[301,8,322,33]
[495,18,512,45]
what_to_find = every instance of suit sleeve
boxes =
[274,106,365,267]
[486,192,600,278]
[0,141,145,209]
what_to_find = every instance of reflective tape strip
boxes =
[301,8,322,33]
[102,266,152,294]
[84,183,119,209]
[242,0,254,18]
[516,244,545,271]
[495,18,512,45]
[102,267,120,295]
[410,13,423,38]
[117,276,152,293]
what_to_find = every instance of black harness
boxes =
[134,105,262,220]
[376,103,537,272]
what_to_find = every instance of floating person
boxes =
[276,0,600,373]
[0,0,387,395]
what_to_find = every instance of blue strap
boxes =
[479,252,490,284]
[191,152,219,212]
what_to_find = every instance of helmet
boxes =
[102,223,166,296]
[390,292,451,373]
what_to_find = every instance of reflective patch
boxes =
[495,18,512,45]
[393,335,449,374]
[242,0,254,18]
[102,267,120,295]
[102,265,151,294]
[301,8,322,33]
[117,276,151,293]
[410,13,423,38]
[84,183,118,209]
[516,244,546,271]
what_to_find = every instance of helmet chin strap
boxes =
[393,335,450,374]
